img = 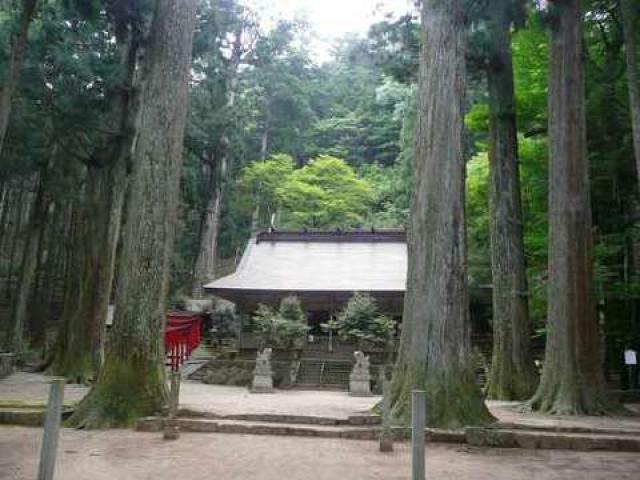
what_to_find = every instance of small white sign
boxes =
[625,349,637,366]
[106,305,115,327]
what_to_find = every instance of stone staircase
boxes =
[295,360,351,390]
[177,344,215,379]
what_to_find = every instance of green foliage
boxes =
[236,153,295,226]
[512,25,549,134]
[466,136,549,323]
[237,154,375,230]
[466,152,491,287]
[278,156,374,229]
[252,296,308,349]
[331,293,395,348]
[360,162,409,227]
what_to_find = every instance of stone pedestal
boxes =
[251,348,275,393]
[349,351,372,397]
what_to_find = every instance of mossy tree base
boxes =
[390,362,494,429]
[67,354,167,429]
[486,358,537,402]
[525,377,619,416]
[50,351,95,386]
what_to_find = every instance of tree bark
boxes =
[4,164,53,353]
[69,0,197,428]
[4,184,30,300]
[50,33,142,383]
[528,0,612,414]
[621,0,640,186]
[389,0,492,428]
[0,0,38,157]
[485,1,538,400]
[28,201,60,351]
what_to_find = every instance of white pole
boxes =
[37,378,65,480]
[411,390,426,480]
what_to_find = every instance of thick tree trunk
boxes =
[528,0,611,415]
[621,0,640,185]
[51,37,141,383]
[389,0,491,428]
[4,185,29,300]
[69,0,197,428]
[51,164,127,382]
[0,0,38,157]
[485,2,538,400]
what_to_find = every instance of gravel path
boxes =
[179,382,380,419]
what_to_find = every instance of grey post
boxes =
[37,378,65,480]
[169,370,181,417]
[379,370,393,452]
[163,370,181,440]
[411,390,426,480]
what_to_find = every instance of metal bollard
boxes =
[37,378,65,480]
[379,371,393,452]
[411,390,426,480]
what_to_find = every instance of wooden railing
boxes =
[165,312,202,371]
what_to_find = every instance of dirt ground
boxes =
[2,426,640,480]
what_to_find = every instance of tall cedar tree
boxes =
[485,0,538,400]
[50,23,143,382]
[0,0,38,157]
[621,0,640,187]
[389,0,492,427]
[69,0,198,427]
[528,0,611,414]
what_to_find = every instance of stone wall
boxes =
[192,359,296,389]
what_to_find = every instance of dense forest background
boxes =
[0,0,638,389]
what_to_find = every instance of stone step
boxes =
[495,421,640,437]
[295,360,351,389]
[0,407,75,426]
[466,426,640,452]
[136,416,464,443]
[180,360,209,379]
[177,408,381,426]
[135,415,640,452]
[293,384,348,391]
